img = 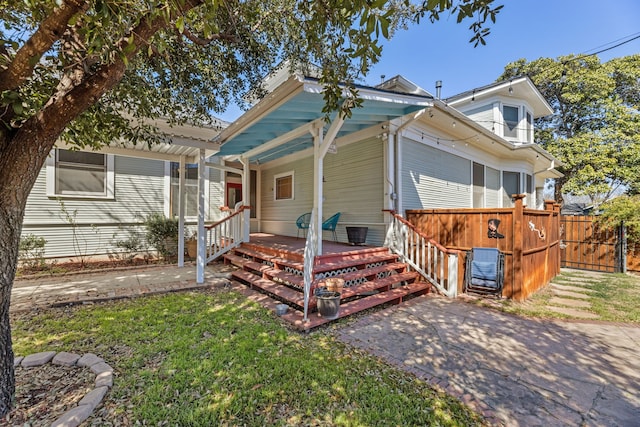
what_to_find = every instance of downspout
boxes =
[392,110,426,214]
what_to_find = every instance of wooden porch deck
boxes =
[222,233,431,331]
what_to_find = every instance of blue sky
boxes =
[219,0,640,122]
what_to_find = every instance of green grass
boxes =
[479,270,640,323]
[11,289,485,426]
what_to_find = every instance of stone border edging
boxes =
[14,351,114,427]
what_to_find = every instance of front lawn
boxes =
[10,289,486,426]
[479,269,640,323]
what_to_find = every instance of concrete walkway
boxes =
[337,295,640,426]
[11,262,234,312]
[11,264,640,426]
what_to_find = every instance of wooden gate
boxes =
[560,215,624,273]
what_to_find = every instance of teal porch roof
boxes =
[214,76,433,164]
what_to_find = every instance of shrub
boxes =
[144,213,180,260]
[19,234,47,269]
[110,230,148,263]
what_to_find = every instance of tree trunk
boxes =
[0,137,50,416]
[0,0,205,415]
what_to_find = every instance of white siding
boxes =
[207,158,225,222]
[260,137,386,245]
[21,155,222,259]
[462,103,494,133]
[401,138,471,210]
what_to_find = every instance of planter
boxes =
[316,291,341,319]
[346,226,368,245]
[275,303,289,316]
[186,239,198,258]
[322,277,344,294]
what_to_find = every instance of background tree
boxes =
[0,0,502,416]
[595,195,640,247]
[498,54,640,207]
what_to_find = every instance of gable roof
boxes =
[445,76,553,118]
[375,75,433,97]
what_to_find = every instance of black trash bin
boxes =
[346,226,368,245]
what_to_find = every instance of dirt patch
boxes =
[16,257,175,279]
[3,364,94,426]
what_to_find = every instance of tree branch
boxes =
[179,27,238,45]
[0,0,89,92]
[13,0,205,155]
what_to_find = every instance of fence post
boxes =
[554,203,561,274]
[544,200,559,278]
[619,221,627,274]
[512,194,526,300]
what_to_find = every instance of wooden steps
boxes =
[224,242,430,330]
[280,281,431,331]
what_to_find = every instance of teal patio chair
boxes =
[322,212,341,242]
[296,212,312,239]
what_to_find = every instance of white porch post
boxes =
[312,126,324,256]
[196,148,206,284]
[241,157,251,243]
[383,130,395,212]
[177,156,186,267]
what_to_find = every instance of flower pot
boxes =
[316,291,341,320]
[323,277,344,294]
[186,239,198,258]
[275,303,289,316]
[346,226,368,245]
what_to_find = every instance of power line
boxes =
[580,31,640,56]
[564,32,640,64]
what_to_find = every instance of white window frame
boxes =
[525,111,533,143]
[502,170,521,207]
[502,104,520,140]
[164,161,209,221]
[472,162,485,208]
[274,171,294,201]
[46,149,114,199]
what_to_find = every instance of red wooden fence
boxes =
[406,195,561,301]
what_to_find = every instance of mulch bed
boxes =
[4,364,94,426]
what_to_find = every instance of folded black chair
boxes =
[464,247,505,297]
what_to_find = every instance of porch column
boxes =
[311,112,347,255]
[312,125,324,255]
[383,129,395,212]
[196,148,206,284]
[177,156,186,267]
[241,157,251,243]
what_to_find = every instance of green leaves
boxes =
[501,54,640,206]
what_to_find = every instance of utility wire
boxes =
[564,32,640,64]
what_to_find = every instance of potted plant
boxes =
[315,286,341,320]
[186,232,198,259]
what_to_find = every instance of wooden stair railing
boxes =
[205,206,248,263]
[384,210,460,297]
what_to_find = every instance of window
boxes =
[170,162,198,217]
[473,162,485,208]
[47,149,114,198]
[503,105,519,139]
[526,174,533,194]
[274,171,294,201]
[502,171,520,207]
[526,112,533,143]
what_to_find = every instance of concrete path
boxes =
[11,262,234,312]
[337,294,640,426]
